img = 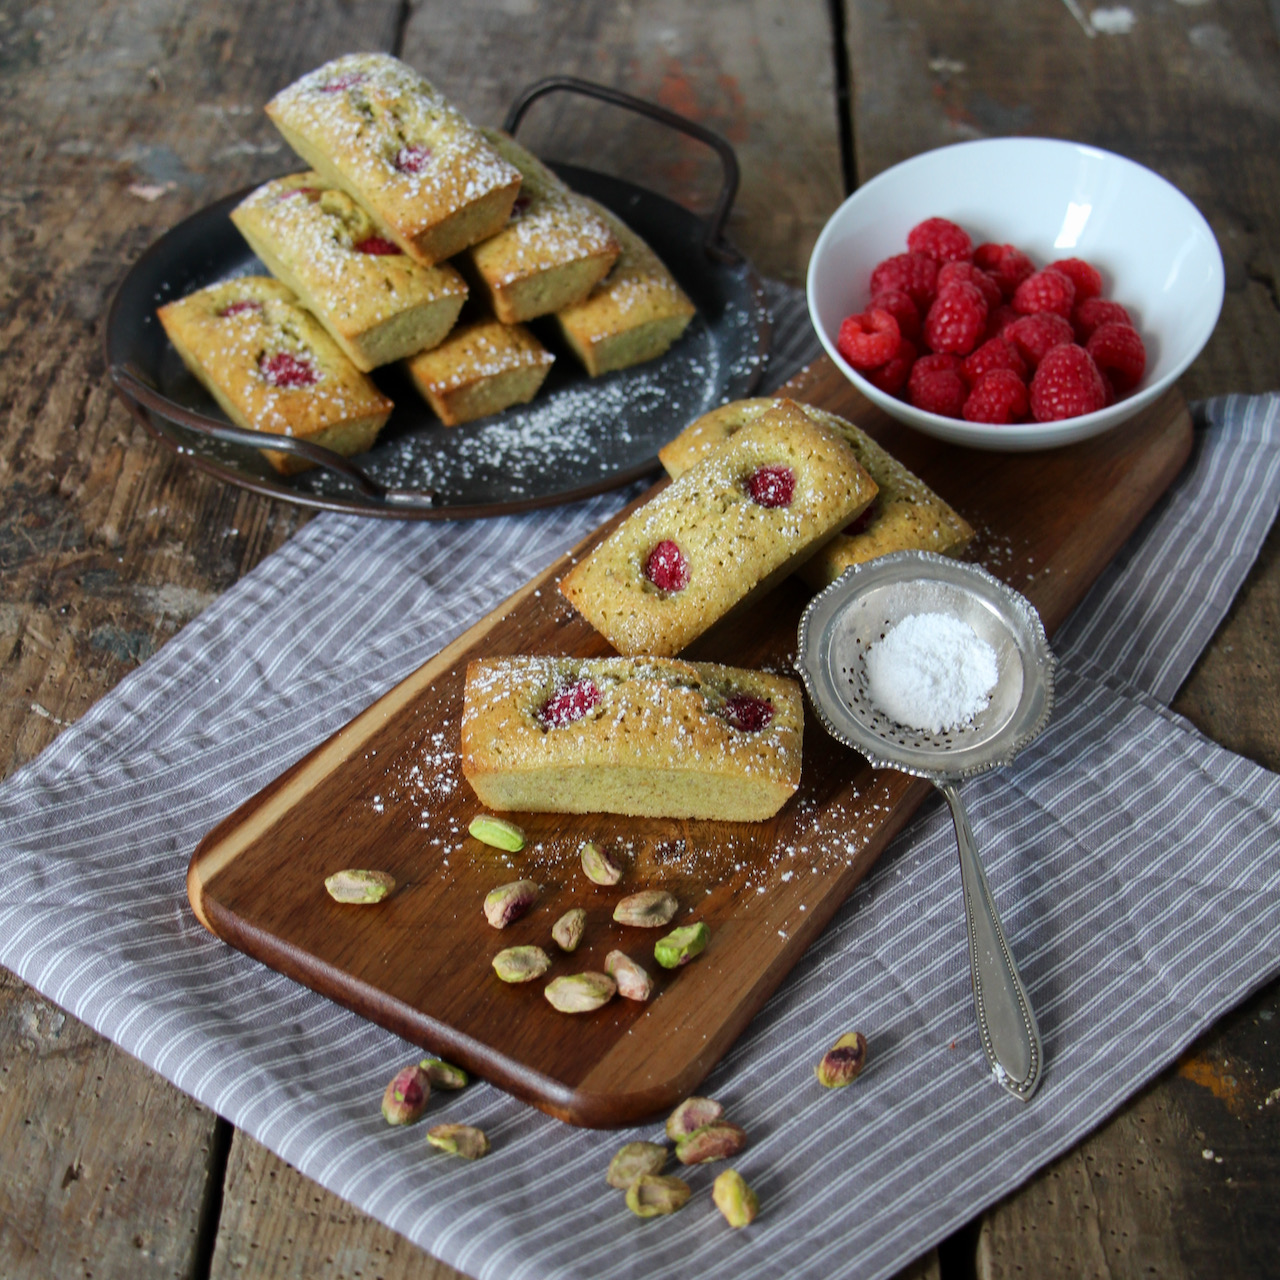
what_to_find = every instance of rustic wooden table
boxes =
[2,1,1277,1277]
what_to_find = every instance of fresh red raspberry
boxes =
[864,338,917,394]
[220,300,263,318]
[836,309,902,370]
[906,217,973,264]
[938,261,1002,312]
[539,677,600,728]
[1086,321,1147,393]
[1029,344,1108,421]
[985,303,1020,339]
[869,252,938,310]
[746,464,796,508]
[1073,296,1133,342]
[844,496,880,536]
[723,693,774,733]
[963,369,1030,424]
[923,282,988,356]
[1013,268,1076,318]
[908,354,967,417]
[394,144,434,174]
[354,235,401,255]
[869,289,920,342]
[645,540,689,592]
[962,336,1027,385]
[259,351,318,388]
[1004,312,1074,368]
[1049,257,1103,301]
[973,243,1035,298]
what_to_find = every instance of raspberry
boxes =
[645,540,689,592]
[1013,268,1076,318]
[906,217,973,264]
[973,243,1035,298]
[1086,321,1146,393]
[963,368,1030,424]
[864,338,917,394]
[220,300,263,318]
[394,144,434,174]
[1004,312,1074,368]
[938,261,1002,312]
[962,336,1027,385]
[908,354,967,417]
[1029,344,1108,421]
[869,252,938,310]
[1049,257,1103,301]
[869,289,920,342]
[723,694,774,733]
[354,235,401,255]
[985,303,1020,339]
[746,464,796,508]
[1073,296,1132,342]
[836,309,902,370]
[259,351,318,388]
[539,677,600,728]
[923,282,988,356]
[844,495,880,536]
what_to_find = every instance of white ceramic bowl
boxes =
[807,138,1224,451]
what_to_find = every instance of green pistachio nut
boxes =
[712,1168,759,1228]
[625,1174,692,1218]
[426,1123,490,1159]
[675,1120,748,1165]
[613,889,678,928]
[469,814,526,852]
[654,922,710,969]
[605,1141,669,1189]
[381,1063,430,1126]
[492,944,552,983]
[420,1058,468,1090]
[580,840,624,886]
[604,949,654,1002]
[815,1031,868,1088]
[665,1096,724,1141]
[483,879,540,928]
[544,972,616,1013]
[551,907,587,952]
[324,868,395,904]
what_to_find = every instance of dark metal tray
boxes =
[105,77,770,519]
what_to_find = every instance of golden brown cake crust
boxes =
[231,172,468,370]
[156,276,393,475]
[559,398,877,656]
[553,198,696,375]
[460,655,803,821]
[404,315,554,426]
[265,54,522,266]
[464,131,619,324]
[659,397,973,587]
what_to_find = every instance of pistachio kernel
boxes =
[816,1031,868,1088]
[612,889,678,928]
[625,1174,692,1218]
[654,922,710,969]
[712,1168,759,1228]
[469,814,526,852]
[551,907,587,952]
[605,1140,669,1189]
[544,972,616,1013]
[492,944,552,983]
[604,950,654,1002]
[426,1123,490,1159]
[483,879,540,928]
[675,1120,748,1165]
[665,1096,724,1141]
[420,1058,468,1090]
[324,868,395,904]
[580,840,624,886]
[381,1063,429,1126]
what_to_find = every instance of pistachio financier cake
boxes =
[265,53,522,266]
[461,656,803,821]
[156,276,393,475]
[230,172,468,371]
[660,397,973,589]
[559,398,877,656]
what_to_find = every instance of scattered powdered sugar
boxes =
[864,612,998,733]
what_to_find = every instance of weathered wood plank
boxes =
[837,4,1280,1276]
[0,966,224,1278]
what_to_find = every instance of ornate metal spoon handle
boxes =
[941,782,1043,1101]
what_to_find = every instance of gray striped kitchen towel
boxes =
[2,283,1279,1280]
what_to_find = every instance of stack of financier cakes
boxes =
[459,395,973,823]
[155,53,697,474]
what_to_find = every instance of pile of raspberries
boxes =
[836,217,1146,424]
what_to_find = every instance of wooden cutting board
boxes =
[188,359,1192,1127]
